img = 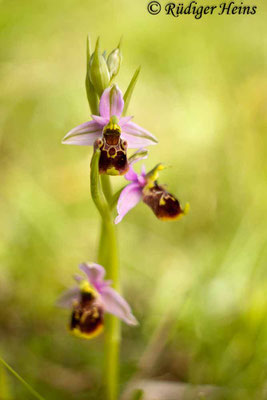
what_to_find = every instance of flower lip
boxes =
[70,283,104,339]
[94,134,129,176]
[103,131,121,145]
[143,183,186,221]
[115,164,189,223]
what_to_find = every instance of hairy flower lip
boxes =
[58,263,138,339]
[70,285,105,339]
[115,164,188,224]
[94,124,129,176]
[62,85,158,149]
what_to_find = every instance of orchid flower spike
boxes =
[62,84,158,175]
[58,263,138,339]
[115,164,189,224]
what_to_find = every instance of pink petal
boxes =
[91,115,109,127]
[119,116,132,127]
[121,121,158,148]
[56,287,80,309]
[99,85,124,119]
[110,85,124,117]
[99,88,111,119]
[79,263,106,286]
[125,166,139,182]
[115,183,142,224]
[101,286,138,326]
[62,120,102,146]
[141,164,146,177]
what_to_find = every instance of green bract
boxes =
[123,66,141,116]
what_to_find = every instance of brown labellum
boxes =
[94,130,129,176]
[70,290,104,339]
[143,184,184,221]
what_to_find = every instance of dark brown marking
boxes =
[94,131,129,175]
[70,291,104,336]
[142,184,184,220]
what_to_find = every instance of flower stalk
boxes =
[90,149,120,400]
[61,35,188,400]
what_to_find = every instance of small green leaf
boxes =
[123,66,141,116]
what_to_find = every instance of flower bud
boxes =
[107,39,122,80]
[89,37,110,97]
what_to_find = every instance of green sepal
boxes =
[128,149,148,165]
[85,35,99,114]
[89,37,110,97]
[145,163,165,184]
[122,66,141,116]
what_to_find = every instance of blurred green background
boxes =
[0,0,266,399]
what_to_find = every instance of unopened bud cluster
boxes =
[86,37,122,103]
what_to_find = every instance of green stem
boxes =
[90,150,110,221]
[97,221,108,267]
[101,175,113,204]
[90,150,120,400]
[0,357,45,400]
[102,220,120,400]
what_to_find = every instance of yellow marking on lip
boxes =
[79,281,98,297]
[159,203,190,221]
[106,167,120,175]
[92,307,99,319]
[159,196,166,206]
[107,151,117,159]
[165,194,176,201]
[69,324,104,340]
[159,213,184,221]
